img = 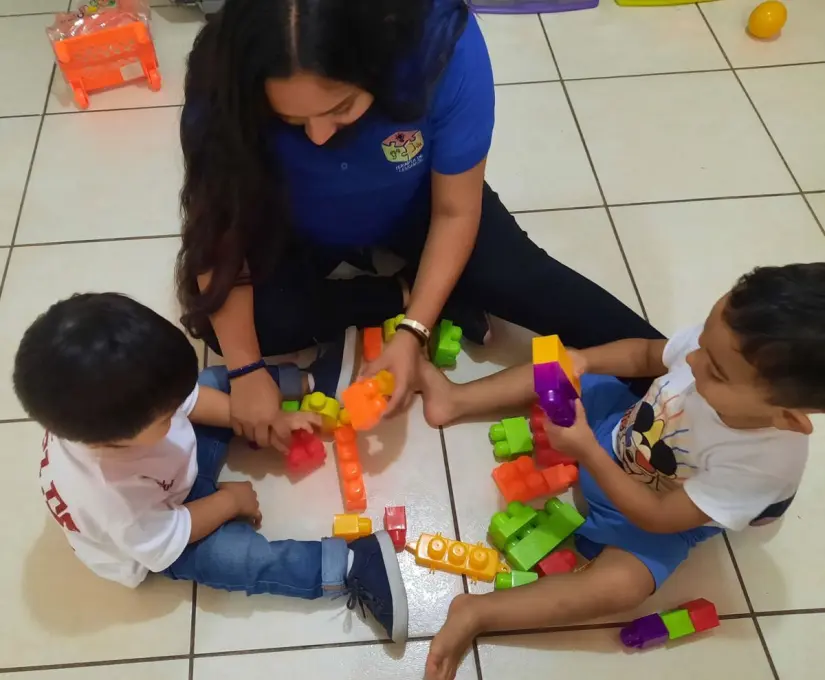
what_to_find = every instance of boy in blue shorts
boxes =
[421,264,821,680]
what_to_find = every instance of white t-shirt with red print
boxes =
[612,327,808,531]
[38,386,200,588]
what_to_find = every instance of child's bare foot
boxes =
[426,594,481,680]
[418,359,459,427]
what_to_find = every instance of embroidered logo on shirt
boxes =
[382,130,424,168]
[141,475,174,492]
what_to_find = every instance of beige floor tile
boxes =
[478,14,558,85]
[0,0,70,15]
[194,402,463,653]
[0,422,192,669]
[477,620,774,678]
[0,14,56,116]
[760,613,825,680]
[739,64,825,192]
[567,71,795,204]
[0,238,189,419]
[0,117,39,243]
[194,640,477,680]
[17,107,182,244]
[486,83,601,212]
[542,3,726,80]
[49,6,204,112]
[807,192,825,224]
[702,0,825,68]
[612,195,825,335]
[3,660,189,680]
[728,416,825,611]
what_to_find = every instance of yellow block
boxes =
[300,392,341,431]
[382,314,406,342]
[375,370,395,397]
[532,335,580,393]
[405,533,508,582]
[332,514,372,541]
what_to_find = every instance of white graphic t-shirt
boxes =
[38,386,200,587]
[612,327,807,530]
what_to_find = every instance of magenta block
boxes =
[533,363,578,427]
[620,614,670,650]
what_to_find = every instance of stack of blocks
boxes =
[492,456,578,503]
[489,498,585,571]
[620,599,720,649]
[489,416,533,461]
[432,319,463,368]
[529,403,577,467]
[406,533,509,582]
[532,335,580,427]
[341,370,394,431]
[333,425,367,512]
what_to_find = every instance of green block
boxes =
[505,498,585,571]
[494,570,538,590]
[488,501,538,552]
[282,400,300,413]
[661,609,695,640]
[488,416,533,461]
[432,319,463,368]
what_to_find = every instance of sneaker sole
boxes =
[374,530,409,643]
[334,326,358,401]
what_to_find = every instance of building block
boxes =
[405,533,509,582]
[432,319,463,368]
[363,327,383,362]
[660,608,695,640]
[285,430,326,476]
[383,313,405,342]
[620,613,670,650]
[535,549,577,577]
[300,392,341,431]
[384,506,407,552]
[531,335,580,393]
[333,425,366,512]
[489,498,585,571]
[529,403,577,467]
[492,456,578,503]
[533,361,579,427]
[332,514,372,541]
[680,598,719,633]
[489,416,533,461]
[342,378,388,431]
[282,400,300,413]
[374,370,395,397]
[494,570,538,590]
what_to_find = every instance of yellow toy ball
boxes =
[747,1,787,40]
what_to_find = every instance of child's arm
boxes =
[188,385,232,428]
[579,338,668,378]
[185,481,261,543]
[546,401,710,534]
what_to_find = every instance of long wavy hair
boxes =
[176,0,468,338]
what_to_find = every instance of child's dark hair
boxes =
[13,293,199,444]
[725,263,825,410]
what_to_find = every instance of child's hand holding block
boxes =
[532,335,580,427]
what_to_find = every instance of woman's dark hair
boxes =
[177,0,468,338]
[13,293,199,444]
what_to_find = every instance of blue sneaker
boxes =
[308,326,357,400]
[346,531,409,643]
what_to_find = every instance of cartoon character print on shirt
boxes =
[381,130,425,172]
[615,379,695,492]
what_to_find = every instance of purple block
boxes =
[533,363,578,427]
[469,0,599,14]
[620,614,669,650]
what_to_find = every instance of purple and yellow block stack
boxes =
[532,335,580,427]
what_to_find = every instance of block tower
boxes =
[532,335,580,427]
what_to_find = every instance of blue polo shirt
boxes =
[269,8,495,247]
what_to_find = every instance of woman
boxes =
[176,0,661,451]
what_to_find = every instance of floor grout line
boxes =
[12,233,181,249]
[188,582,198,680]
[537,14,651,323]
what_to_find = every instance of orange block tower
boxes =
[333,425,366,512]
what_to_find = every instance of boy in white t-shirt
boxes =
[422,264,820,680]
[13,293,408,643]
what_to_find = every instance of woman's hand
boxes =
[363,330,422,417]
[229,369,285,450]
[542,400,601,462]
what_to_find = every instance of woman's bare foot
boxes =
[417,359,460,427]
[425,594,481,680]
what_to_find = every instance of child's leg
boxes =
[425,547,654,680]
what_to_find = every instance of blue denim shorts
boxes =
[573,374,721,589]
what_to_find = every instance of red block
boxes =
[679,598,719,633]
[286,430,326,475]
[383,505,407,552]
[530,403,577,468]
[535,549,577,577]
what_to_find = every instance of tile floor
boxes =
[0,0,823,678]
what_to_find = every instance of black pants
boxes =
[206,184,662,357]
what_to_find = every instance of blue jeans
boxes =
[161,367,349,598]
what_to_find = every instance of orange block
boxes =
[492,456,578,503]
[341,378,388,431]
[363,327,383,362]
[333,426,366,512]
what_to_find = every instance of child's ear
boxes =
[773,409,813,435]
